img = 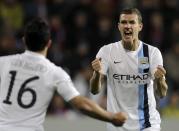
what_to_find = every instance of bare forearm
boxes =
[154,78,168,98]
[90,71,102,94]
[73,96,112,122]
[70,96,126,126]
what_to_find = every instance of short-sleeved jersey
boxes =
[0,51,79,131]
[96,41,163,131]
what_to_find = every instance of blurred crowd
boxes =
[0,0,179,119]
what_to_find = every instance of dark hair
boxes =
[24,18,50,51]
[120,8,142,23]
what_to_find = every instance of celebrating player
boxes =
[90,8,168,131]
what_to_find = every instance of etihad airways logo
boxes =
[113,73,150,84]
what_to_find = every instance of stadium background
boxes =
[0,0,179,130]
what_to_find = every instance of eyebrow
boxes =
[120,20,136,23]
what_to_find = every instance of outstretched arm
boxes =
[69,95,127,127]
[90,58,105,94]
[154,66,168,98]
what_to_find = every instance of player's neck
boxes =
[35,48,48,57]
[122,39,140,51]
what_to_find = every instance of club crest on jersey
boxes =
[138,57,149,69]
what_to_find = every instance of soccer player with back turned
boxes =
[0,18,127,131]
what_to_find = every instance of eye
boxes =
[129,21,135,24]
[120,20,127,24]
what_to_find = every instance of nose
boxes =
[124,23,131,28]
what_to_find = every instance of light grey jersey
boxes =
[0,51,79,131]
[96,41,163,131]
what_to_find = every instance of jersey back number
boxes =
[3,70,39,109]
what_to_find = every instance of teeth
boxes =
[124,30,132,34]
[124,32,132,35]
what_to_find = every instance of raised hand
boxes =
[154,65,166,80]
[91,58,102,73]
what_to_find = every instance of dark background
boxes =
[0,0,179,118]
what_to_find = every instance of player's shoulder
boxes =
[49,62,63,73]
[101,41,120,48]
[0,53,20,62]
[48,62,70,80]
[99,41,120,53]
[142,42,162,60]
[142,41,161,53]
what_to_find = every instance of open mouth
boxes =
[124,31,132,37]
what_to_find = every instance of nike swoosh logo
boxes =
[114,61,121,64]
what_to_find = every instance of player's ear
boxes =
[139,23,143,31]
[47,39,52,48]
[118,22,121,31]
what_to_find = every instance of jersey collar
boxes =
[24,50,46,59]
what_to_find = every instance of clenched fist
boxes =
[154,65,166,80]
[91,58,102,73]
[111,112,128,127]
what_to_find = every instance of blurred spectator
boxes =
[73,62,93,97]
[66,0,95,28]
[118,0,137,8]
[91,16,117,57]
[162,0,179,49]
[47,15,66,65]
[138,0,161,43]
[148,11,164,50]
[47,0,69,20]
[0,34,17,55]
[170,19,179,43]
[73,61,106,108]
[162,92,179,118]
[0,0,24,34]
[164,41,179,92]
[66,11,92,50]
[63,42,90,78]
[23,0,48,22]
[49,15,66,47]
[93,0,117,17]
[48,93,68,116]
[35,0,48,19]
